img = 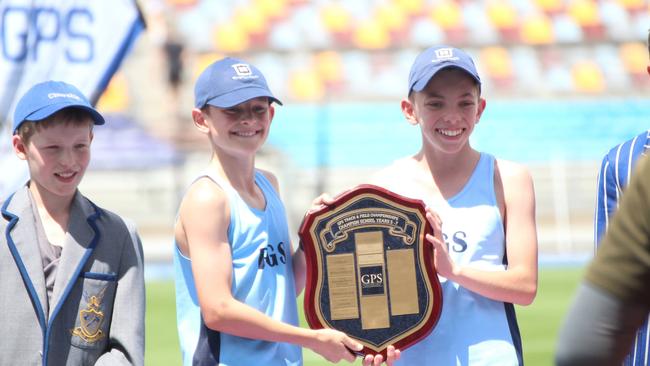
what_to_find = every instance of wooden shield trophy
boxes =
[298,184,442,358]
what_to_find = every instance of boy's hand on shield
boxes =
[362,345,401,366]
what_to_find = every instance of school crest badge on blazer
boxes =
[72,288,106,343]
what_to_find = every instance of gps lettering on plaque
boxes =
[258,241,287,269]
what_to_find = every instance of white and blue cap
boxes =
[13,80,105,134]
[408,45,481,94]
[194,57,282,109]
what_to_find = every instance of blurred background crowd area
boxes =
[139,0,650,101]
[84,0,650,264]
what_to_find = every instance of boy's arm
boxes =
[180,180,361,363]
[427,161,538,305]
[95,220,145,366]
[594,152,619,248]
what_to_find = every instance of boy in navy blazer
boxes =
[0,81,145,365]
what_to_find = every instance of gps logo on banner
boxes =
[2,6,94,62]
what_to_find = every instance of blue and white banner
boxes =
[0,0,145,199]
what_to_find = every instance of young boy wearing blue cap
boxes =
[0,81,145,365]
[369,46,538,365]
[173,57,375,365]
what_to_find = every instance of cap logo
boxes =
[432,48,459,63]
[48,92,82,101]
[231,63,259,80]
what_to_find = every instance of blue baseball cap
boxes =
[194,57,282,109]
[408,46,481,94]
[13,80,105,134]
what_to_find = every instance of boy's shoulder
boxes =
[494,157,530,179]
[179,175,230,215]
[604,130,649,162]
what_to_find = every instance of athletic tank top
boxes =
[173,170,302,366]
[393,153,523,366]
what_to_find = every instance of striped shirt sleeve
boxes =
[594,131,649,249]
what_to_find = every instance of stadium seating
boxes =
[157,0,650,101]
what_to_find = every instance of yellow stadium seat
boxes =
[431,1,462,29]
[486,0,520,42]
[393,0,425,17]
[234,7,268,35]
[621,42,650,88]
[376,3,407,34]
[320,3,353,45]
[487,0,517,28]
[233,6,269,48]
[534,0,564,15]
[314,51,343,84]
[253,0,288,20]
[520,13,554,45]
[480,46,515,89]
[321,4,352,33]
[354,19,391,50]
[213,22,249,53]
[430,1,466,43]
[568,0,605,40]
[620,42,647,72]
[568,0,600,26]
[289,69,325,101]
[572,60,605,93]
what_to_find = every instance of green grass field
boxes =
[145,267,585,365]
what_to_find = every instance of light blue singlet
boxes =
[173,170,302,366]
[393,153,523,366]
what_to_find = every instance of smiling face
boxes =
[194,97,275,159]
[13,115,93,203]
[403,67,485,156]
